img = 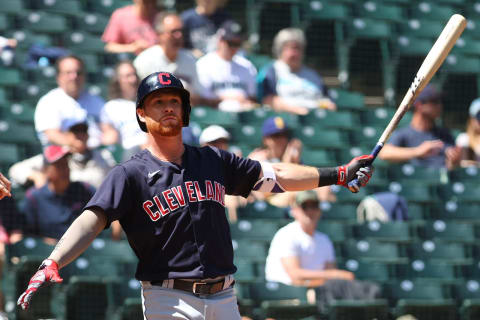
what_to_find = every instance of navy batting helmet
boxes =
[136,72,191,132]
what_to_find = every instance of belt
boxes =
[150,278,233,295]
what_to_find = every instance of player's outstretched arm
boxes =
[254,155,374,194]
[17,208,107,310]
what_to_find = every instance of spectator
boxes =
[181,0,232,57]
[102,0,161,55]
[134,13,210,106]
[259,28,336,115]
[456,98,480,167]
[20,145,95,242]
[0,35,17,66]
[196,21,258,112]
[265,190,354,286]
[379,84,461,169]
[0,172,11,200]
[34,55,105,149]
[101,61,148,161]
[10,121,116,189]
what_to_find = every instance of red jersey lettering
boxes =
[172,186,186,206]
[143,200,160,221]
[185,181,197,202]
[163,189,179,211]
[214,182,222,204]
[194,181,206,201]
[205,180,214,200]
[153,195,170,216]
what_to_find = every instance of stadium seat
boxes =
[300,109,359,130]
[230,124,263,148]
[453,36,480,57]
[293,127,348,149]
[25,66,57,86]
[0,120,38,145]
[420,220,476,243]
[119,298,143,320]
[232,239,268,262]
[318,202,357,222]
[396,259,460,282]
[87,0,133,16]
[246,53,272,71]
[237,200,289,220]
[239,109,300,128]
[235,260,257,282]
[353,221,412,243]
[32,0,84,16]
[190,106,239,128]
[354,1,406,22]
[409,240,470,264]
[230,219,280,242]
[437,181,480,202]
[343,239,405,263]
[328,88,366,110]
[410,2,456,22]
[395,35,434,56]
[236,281,317,320]
[384,280,456,320]
[63,31,106,54]
[302,0,351,22]
[301,148,337,167]
[455,280,480,320]
[442,53,480,74]
[430,201,480,221]
[0,68,22,86]
[0,143,20,168]
[326,299,390,320]
[329,184,369,203]
[21,11,69,33]
[388,181,434,203]
[106,277,142,309]
[75,12,109,34]
[316,221,348,243]
[64,276,109,320]
[0,14,9,31]
[449,166,480,183]
[397,19,444,39]
[387,164,447,186]
[6,237,55,263]
[339,259,391,282]
[0,0,24,14]
[349,125,382,147]
[81,239,137,261]
[360,107,412,129]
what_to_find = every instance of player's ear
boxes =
[137,107,146,123]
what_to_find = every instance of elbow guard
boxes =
[252,162,285,193]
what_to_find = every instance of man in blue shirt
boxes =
[18,72,374,319]
[20,145,95,241]
[379,85,461,169]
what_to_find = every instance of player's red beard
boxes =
[145,114,183,137]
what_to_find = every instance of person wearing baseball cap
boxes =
[455,98,480,166]
[196,20,258,112]
[265,190,355,287]
[379,84,461,169]
[20,145,96,241]
[199,125,231,150]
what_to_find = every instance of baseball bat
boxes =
[349,14,467,189]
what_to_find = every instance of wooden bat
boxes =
[349,14,467,189]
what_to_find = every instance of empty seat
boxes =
[230,124,262,148]
[343,239,404,263]
[6,237,55,262]
[293,127,348,149]
[232,239,268,262]
[0,0,24,14]
[431,201,480,221]
[355,1,406,22]
[63,31,106,54]
[230,219,280,242]
[420,220,475,243]
[82,239,137,261]
[75,13,109,34]
[301,148,337,167]
[339,259,390,282]
[353,221,411,242]
[190,106,239,128]
[442,53,480,74]
[237,201,289,220]
[32,0,84,16]
[454,280,480,320]
[316,221,348,243]
[326,299,390,320]
[0,143,20,168]
[21,11,69,33]
[300,109,359,130]
[395,35,434,56]
[0,68,22,86]
[328,88,366,110]
[437,181,480,202]
[410,2,456,22]
[409,240,469,263]
[319,202,357,221]
[398,19,444,39]
[388,164,447,186]
[65,276,109,320]
[396,259,460,282]
[388,181,434,203]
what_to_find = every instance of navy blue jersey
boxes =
[84,145,261,281]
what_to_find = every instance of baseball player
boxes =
[17,72,374,319]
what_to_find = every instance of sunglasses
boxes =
[301,201,320,210]
[226,40,242,48]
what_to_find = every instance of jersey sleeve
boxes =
[218,148,261,197]
[83,165,133,225]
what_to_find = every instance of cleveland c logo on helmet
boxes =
[135,72,192,132]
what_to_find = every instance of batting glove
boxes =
[17,259,63,310]
[337,155,374,193]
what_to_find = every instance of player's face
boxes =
[139,90,183,136]
[159,16,184,49]
[57,58,85,99]
[280,41,304,71]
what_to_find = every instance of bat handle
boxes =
[346,142,384,191]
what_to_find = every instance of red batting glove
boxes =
[17,259,63,310]
[337,155,374,193]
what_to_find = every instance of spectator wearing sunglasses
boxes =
[196,21,258,112]
[379,84,461,169]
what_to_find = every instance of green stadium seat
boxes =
[237,201,289,220]
[328,88,366,110]
[21,11,69,33]
[32,0,84,16]
[316,221,348,243]
[320,202,357,221]
[350,125,382,147]
[395,35,434,56]
[384,280,456,320]
[0,68,22,86]
[360,107,412,128]
[409,240,469,263]
[431,201,480,221]
[300,109,359,130]
[353,221,412,243]
[339,259,391,282]
[64,276,109,320]
[6,237,55,264]
[82,239,137,261]
[455,280,480,320]
[119,298,143,320]
[0,143,20,167]
[396,259,460,282]
[246,53,273,71]
[410,2,456,22]
[235,260,257,282]
[232,239,268,262]
[343,239,404,263]
[330,184,369,203]
[346,17,391,39]
[437,181,480,202]
[5,30,52,50]
[398,19,444,39]
[236,281,317,320]
[0,87,8,105]
[230,124,262,147]
[408,203,427,221]
[420,220,475,243]
[190,106,239,128]
[75,13,110,34]
[293,127,348,149]
[388,181,434,203]
[453,36,480,57]
[301,148,337,167]
[0,0,24,14]
[107,277,142,309]
[387,164,447,186]
[0,120,38,144]
[239,109,300,128]
[442,53,480,73]
[87,0,131,16]
[26,67,57,86]
[355,1,406,22]
[449,166,480,183]
[230,219,280,242]
[303,0,350,21]
[63,31,106,54]
[326,299,390,320]
[0,14,9,31]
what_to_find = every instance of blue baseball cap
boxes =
[262,116,289,137]
[415,84,442,104]
[469,98,480,121]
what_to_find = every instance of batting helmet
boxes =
[136,72,191,132]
